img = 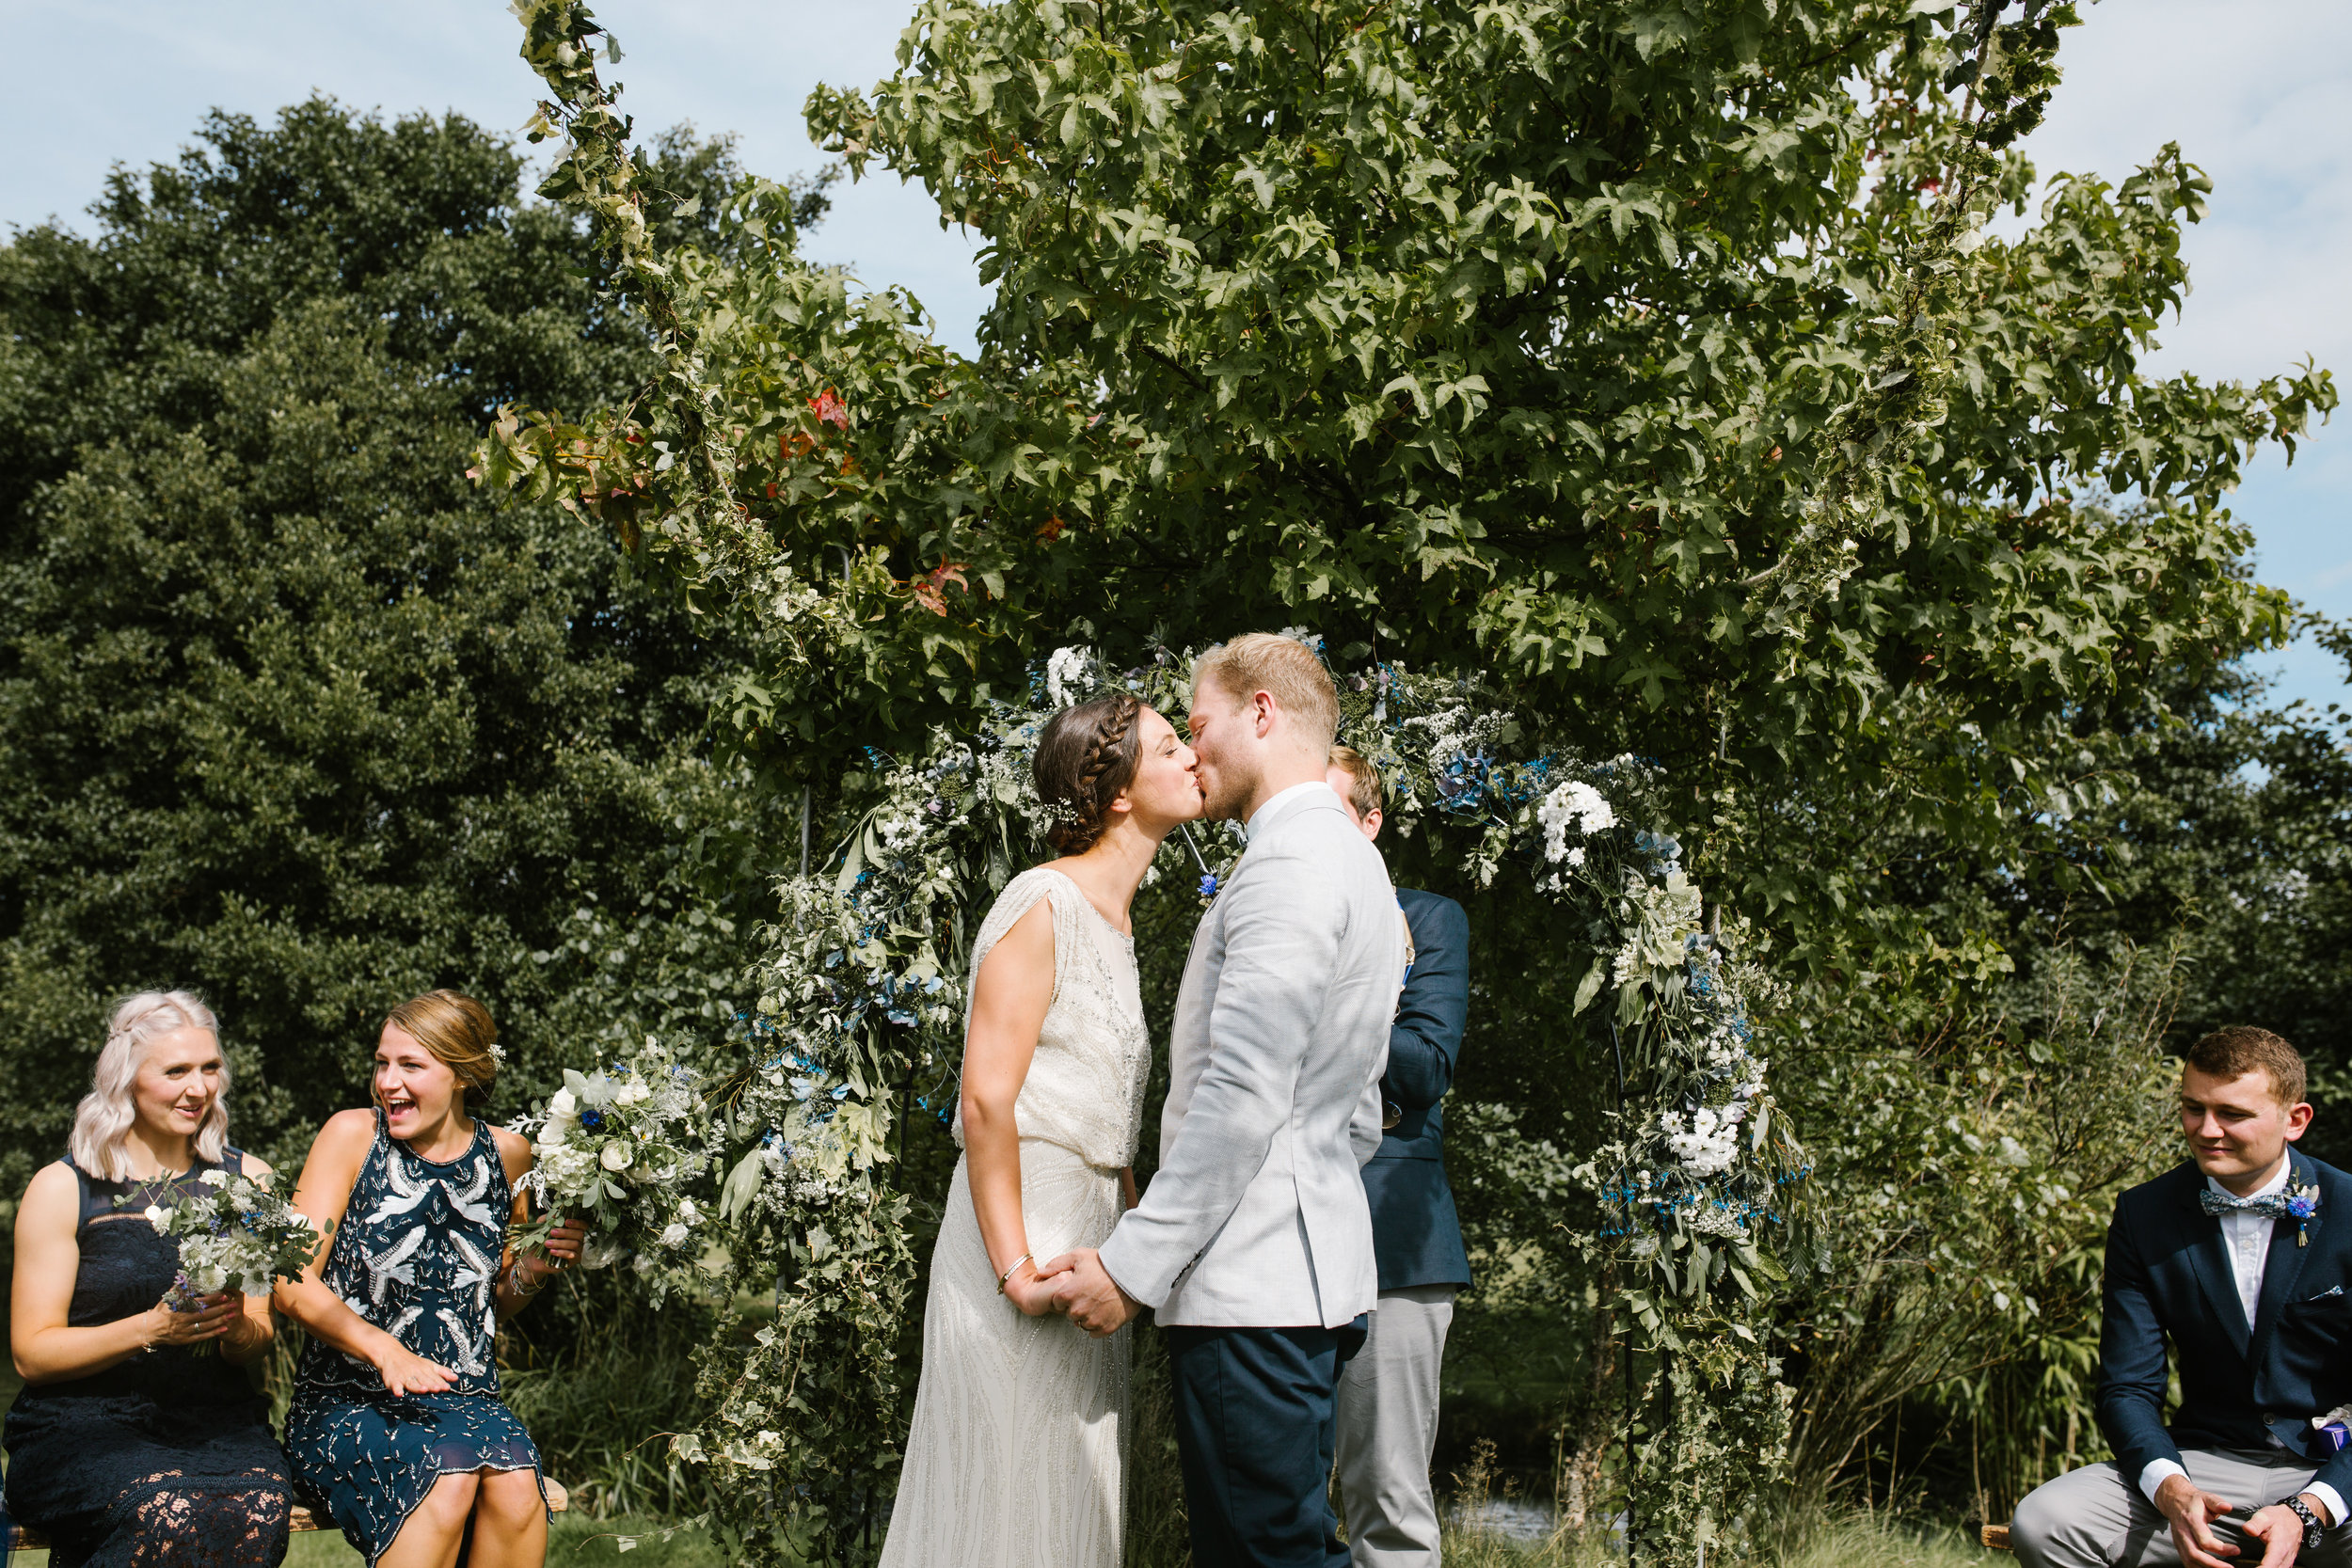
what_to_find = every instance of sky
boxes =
[3,0,2344,714]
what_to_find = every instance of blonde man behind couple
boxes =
[881,635,1406,1568]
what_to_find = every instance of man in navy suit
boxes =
[1324,746,1472,1568]
[2012,1027,2352,1568]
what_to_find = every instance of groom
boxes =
[2012,1026,2352,1568]
[1048,632,1406,1568]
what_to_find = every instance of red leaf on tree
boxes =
[908,561,970,617]
[1036,516,1066,541]
[810,388,850,430]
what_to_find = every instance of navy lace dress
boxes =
[2,1149,293,1568]
[286,1111,547,1565]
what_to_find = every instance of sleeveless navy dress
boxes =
[2,1149,293,1568]
[286,1111,547,1564]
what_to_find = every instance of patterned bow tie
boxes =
[2201,1188,2314,1221]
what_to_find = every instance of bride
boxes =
[879,690,1202,1568]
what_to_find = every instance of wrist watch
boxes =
[2285,1495,2327,1552]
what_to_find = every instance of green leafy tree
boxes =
[0,99,818,1182]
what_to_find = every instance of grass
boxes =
[11,1515,724,1568]
[1780,1513,2004,1568]
[6,1509,2008,1568]
[1430,1511,2002,1568]
[1424,1437,2007,1568]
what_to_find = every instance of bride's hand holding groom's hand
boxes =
[1042,1247,1139,1337]
[1002,1256,1072,1318]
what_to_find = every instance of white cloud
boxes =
[2001,0,2352,387]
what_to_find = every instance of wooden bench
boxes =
[7,1479,567,1553]
[1983,1522,2013,1551]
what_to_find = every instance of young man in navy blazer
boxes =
[2013,1027,2352,1568]
[1325,746,1472,1568]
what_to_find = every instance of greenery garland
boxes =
[533,643,1804,1562]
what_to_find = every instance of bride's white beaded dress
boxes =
[878,865,1152,1568]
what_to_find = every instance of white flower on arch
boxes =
[1537,780,1615,863]
[1045,646,1089,708]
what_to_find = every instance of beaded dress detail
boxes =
[879,866,1152,1568]
[2,1149,293,1568]
[286,1111,546,1565]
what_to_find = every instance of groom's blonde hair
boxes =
[1194,634,1339,752]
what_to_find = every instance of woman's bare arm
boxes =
[961,899,1060,1314]
[271,1110,456,1397]
[490,1126,584,1319]
[10,1164,236,1383]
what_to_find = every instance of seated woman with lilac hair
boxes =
[5,990,294,1567]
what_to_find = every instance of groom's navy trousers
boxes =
[1166,1316,1370,1568]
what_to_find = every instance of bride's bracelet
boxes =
[996,1253,1034,1295]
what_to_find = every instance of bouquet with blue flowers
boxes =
[140,1166,323,1354]
[514,1040,712,1283]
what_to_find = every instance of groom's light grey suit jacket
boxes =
[1098,781,1406,1329]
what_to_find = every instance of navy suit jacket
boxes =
[1362,888,1472,1291]
[2098,1148,2352,1500]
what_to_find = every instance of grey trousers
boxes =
[2013,1450,2352,1568]
[1334,1285,1456,1568]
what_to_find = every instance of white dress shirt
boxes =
[2137,1156,2344,1525]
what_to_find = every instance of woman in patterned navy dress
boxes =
[274,990,584,1568]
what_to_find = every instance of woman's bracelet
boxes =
[501,1259,545,1300]
[996,1253,1034,1295]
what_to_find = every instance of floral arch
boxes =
[563,644,1809,1565]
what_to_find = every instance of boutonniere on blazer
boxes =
[2200,1180,2321,1244]
[2289,1181,2320,1245]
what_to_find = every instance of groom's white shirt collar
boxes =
[1246,780,1339,842]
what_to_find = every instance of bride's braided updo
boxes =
[1033,692,1145,855]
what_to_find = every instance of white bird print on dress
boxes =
[446,1160,499,1227]
[364,1153,435,1227]
[364,1226,429,1307]
[383,1303,425,1347]
[450,1230,498,1313]
[436,1306,490,1376]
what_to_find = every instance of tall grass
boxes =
[499,1281,714,1519]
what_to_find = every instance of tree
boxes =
[0,99,818,1183]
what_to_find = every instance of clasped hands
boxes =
[144,1290,254,1351]
[1001,1248,1139,1337]
[2155,1473,2331,1568]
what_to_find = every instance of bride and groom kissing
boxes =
[879,633,1431,1568]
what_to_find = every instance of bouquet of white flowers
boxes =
[515,1042,711,1283]
[140,1166,324,1354]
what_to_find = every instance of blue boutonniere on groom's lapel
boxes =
[2289,1181,2320,1245]
[2200,1175,2322,1243]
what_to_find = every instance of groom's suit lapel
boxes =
[2251,1148,2321,1354]
[2180,1169,2251,1358]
